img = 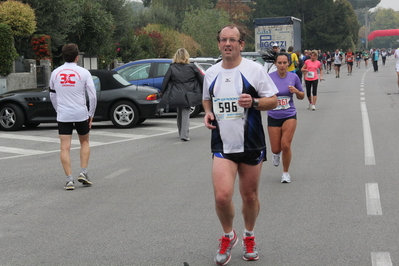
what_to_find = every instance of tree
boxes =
[0,0,36,37]
[17,0,80,53]
[68,0,115,55]
[0,23,19,76]
[150,0,214,28]
[144,24,201,58]
[135,3,178,29]
[369,8,399,48]
[216,0,252,26]
[347,0,380,9]
[182,7,231,56]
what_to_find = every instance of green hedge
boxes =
[0,23,19,76]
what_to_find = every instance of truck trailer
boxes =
[253,16,302,52]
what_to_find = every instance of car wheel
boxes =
[110,101,139,128]
[189,105,201,118]
[0,103,25,131]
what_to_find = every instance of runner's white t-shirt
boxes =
[50,62,97,122]
[203,58,278,153]
[395,48,399,72]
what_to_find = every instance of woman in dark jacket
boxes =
[159,48,204,141]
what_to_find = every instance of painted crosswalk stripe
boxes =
[90,131,148,139]
[371,252,392,266]
[0,146,47,155]
[0,132,103,146]
[366,183,382,215]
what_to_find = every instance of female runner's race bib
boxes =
[274,96,290,110]
[307,71,315,78]
[212,96,244,120]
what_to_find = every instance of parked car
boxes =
[113,58,205,117]
[241,52,265,66]
[0,70,161,131]
[190,57,219,70]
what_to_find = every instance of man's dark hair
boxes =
[288,46,294,52]
[217,24,246,42]
[62,43,79,62]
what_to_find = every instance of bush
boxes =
[0,0,36,37]
[0,23,18,76]
[31,34,52,62]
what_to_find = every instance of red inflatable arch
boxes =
[367,29,399,41]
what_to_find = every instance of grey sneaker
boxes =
[242,234,259,261]
[64,181,75,190]
[215,230,238,265]
[78,172,92,186]
[272,153,280,167]
[281,172,291,183]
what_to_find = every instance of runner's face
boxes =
[275,55,289,72]
[218,27,244,61]
[311,53,317,61]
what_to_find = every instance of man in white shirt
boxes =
[395,48,399,89]
[203,24,278,265]
[50,43,97,190]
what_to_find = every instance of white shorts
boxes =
[396,63,399,72]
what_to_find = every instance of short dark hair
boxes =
[62,43,79,62]
[288,46,294,52]
[217,24,246,42]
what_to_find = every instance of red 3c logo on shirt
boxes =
[60,74,76,84]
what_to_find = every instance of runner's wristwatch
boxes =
[252,98,259,108]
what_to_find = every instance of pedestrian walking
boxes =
[372,48,379,72]
[268,53,304,183]
[159,48,204,141]
[49,43,97,190]
[202,24,278,265]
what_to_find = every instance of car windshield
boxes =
[113,74,131,86]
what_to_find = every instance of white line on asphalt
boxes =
[0,146,47,155]
[360,69,375,165]
[0,122,205,161]
[360,102,376,165]
[365,183,382,215]
[90,131,148,139]
[371,252,392,266]
[104,169,130,179]
[0,132,103,146]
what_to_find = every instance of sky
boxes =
[374,0,399,11]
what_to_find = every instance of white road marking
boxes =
[91,131,148,139]
[361,102,375,165]
[365,183,382,215]
[371,252,392,266]
[0,119,205,160]
[104,169,130,179]
[0,146,47,155]
[0,132,103,146]
[360,69,375,165]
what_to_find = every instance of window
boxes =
[92,76,101,92]
[118,63,151,81]
[155,63,171,77]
